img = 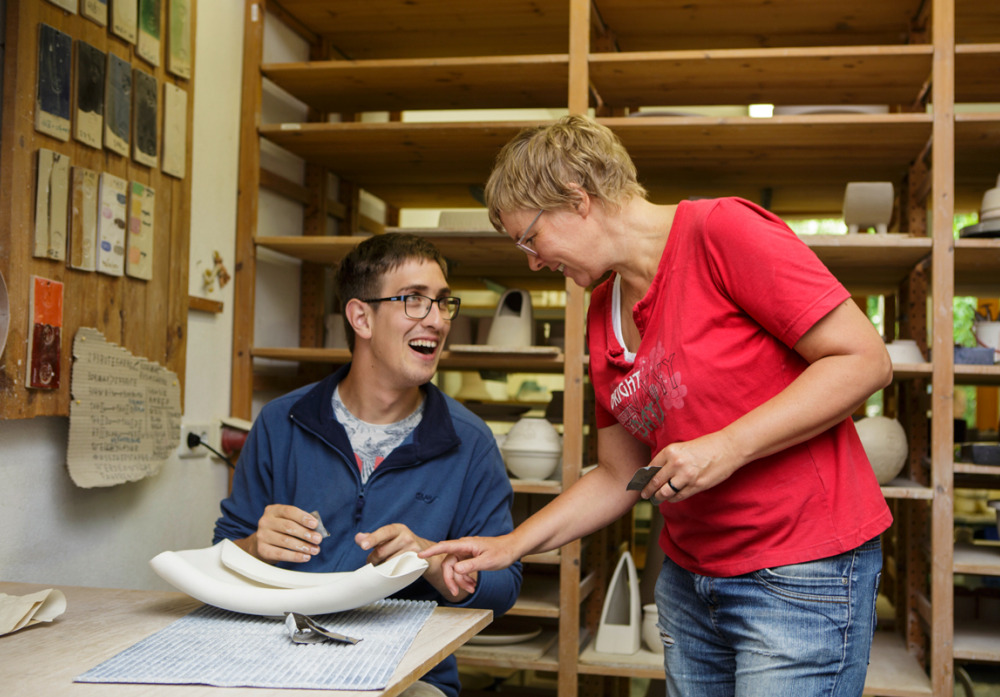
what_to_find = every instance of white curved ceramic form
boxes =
[150,539,428,617]
[974,321,1000,363]
[595,550,641,654]
[843,182,894,234]
[487,289,534,348]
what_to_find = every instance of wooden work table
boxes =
[0,582,491,696]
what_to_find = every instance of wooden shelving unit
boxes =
[231,1,1000,695]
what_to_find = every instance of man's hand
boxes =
[235,504,323,563]
[356,524,478,603]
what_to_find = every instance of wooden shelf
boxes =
[800,234,930,295]
[578,638,665,680]
[862,632,934,696]
[258,231,946,297]
[509,569,597,619]
[589,45,932,108]
[882,477,935,500]
[457,634,561,672]
[251,346,567,373]
[263,55,570,113]
[954,542,1000,576]
[955,114,1000,212]
[955,364,1000,387]
[578,631,932,694]
[269,0,569,59]
[954,620,1000,663]
[511,479,563,496]
[592,1,926,51]
[955,238,1000,297]
[258,115,935,215]
[956,44,1000,102]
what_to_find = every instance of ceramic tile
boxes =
[69,167,99,271]
[161,83,186,178]
[27,276,64,390]
[104,53,131,156]
[34,149,70,261]
[96,173,127,276]
[35,24,72,142]
[81,0,109,26]
[137,0,161,66]
[45,0,78,13]
[167,0,191,79]
[126,181,154,280]
[111,0,138,44]
[74,41,106,150]
[132,69,158,168]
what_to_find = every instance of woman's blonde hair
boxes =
[484,114,647,232]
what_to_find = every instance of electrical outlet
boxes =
[178,423,213,459]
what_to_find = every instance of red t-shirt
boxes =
[588,197,892,577]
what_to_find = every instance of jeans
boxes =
[652,537,882,697]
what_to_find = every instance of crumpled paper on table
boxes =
[0,589,67,636]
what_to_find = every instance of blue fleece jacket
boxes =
[214,365,522,697]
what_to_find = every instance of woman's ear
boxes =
[566,183,591,217]
[345,298,373,343]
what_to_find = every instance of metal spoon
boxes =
[284,612,362,645]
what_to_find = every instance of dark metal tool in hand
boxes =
[626,466,661,491]
[285,612,362,645]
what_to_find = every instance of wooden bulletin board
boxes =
[0,1,196,419]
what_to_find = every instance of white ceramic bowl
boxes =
[505,417,562,452]
[502,448,560,480]
[886,339,924,364]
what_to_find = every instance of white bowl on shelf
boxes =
[501,448,560,480]
[885,339,924,364]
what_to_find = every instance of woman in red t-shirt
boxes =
[423,115,892,697]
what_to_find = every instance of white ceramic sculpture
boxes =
[595,550,641,654]
[980,174,1000,221]
[855,416,909,484]
[642,604,662,654]
[487,289,535,348]
[843,182,895,234]
[149,539,428,616]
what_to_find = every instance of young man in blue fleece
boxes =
[214,233,522,697]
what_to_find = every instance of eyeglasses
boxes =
[361,294,462,320]
[514,210,544,257]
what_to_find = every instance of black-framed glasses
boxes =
[361,294,462,320]
[514,210,544,257]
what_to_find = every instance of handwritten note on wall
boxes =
[67,327,181,488]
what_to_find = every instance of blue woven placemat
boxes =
[76,599,436,690]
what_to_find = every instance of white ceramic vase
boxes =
[642,603,662,654]
[855,416,909,484]
[487,289,534,348]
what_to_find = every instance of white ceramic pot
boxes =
[501,448,560,480]
[980,174,1000,221]
[974,321,1000,363]
[642,603,662,654]
[504,417,562,452]
[855,416,909,484]
[843,182,894,234]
